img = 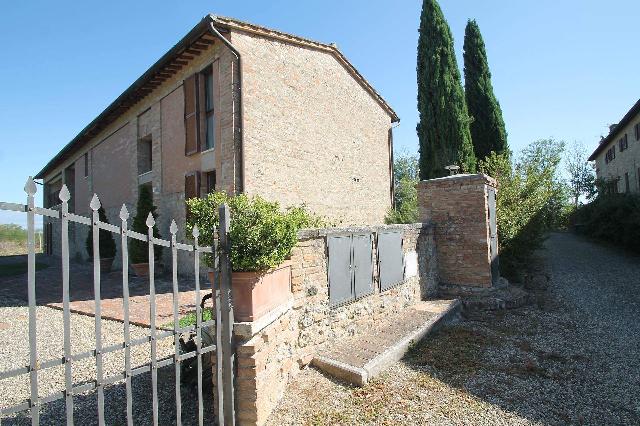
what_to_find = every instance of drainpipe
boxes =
[207,19,244,194]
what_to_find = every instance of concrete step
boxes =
[312,299,461,386]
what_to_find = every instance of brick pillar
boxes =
[417,174,498,290]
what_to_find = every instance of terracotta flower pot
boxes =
[131,262,150,277]
[208,262,292,322]
[100,257,114,273]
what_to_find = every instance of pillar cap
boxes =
[418,173,497,188]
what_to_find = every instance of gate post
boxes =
[218,204,236,425]
[417,174,499,292]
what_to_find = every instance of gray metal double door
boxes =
[327,233,374,306]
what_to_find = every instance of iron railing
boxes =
[0,177,236,425]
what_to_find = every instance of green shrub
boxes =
[186,193,323,272]
[385,152,419,224]
[130,185,162,263]
[0,224,28,243]
[572,194,640,252]
[86,206,117,259]
[480,139,569,280]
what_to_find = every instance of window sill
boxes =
[200,147,215,154]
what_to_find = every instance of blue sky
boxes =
[1,0,639,226]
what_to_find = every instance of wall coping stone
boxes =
[234,297,294,340]
[297,222,433,241]
[417,173,497,188]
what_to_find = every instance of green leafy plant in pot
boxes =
[129,185,162,276]
[186,192,322,322]
[86,206,117,273]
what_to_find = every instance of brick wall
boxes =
[231,29,394,226]
[233,223,438,425]
[417,174,497,288]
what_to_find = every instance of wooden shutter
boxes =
[184,171,201,200]
[184,74,200,155]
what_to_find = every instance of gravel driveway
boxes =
[267,233,640,425]
[0,297,214,425]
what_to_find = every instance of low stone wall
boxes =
[234,223,438,425]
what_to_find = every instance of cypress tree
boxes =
[463,19,508,160]
[417,0,476,180]
[85,206,116,259]
[130,185,162,263]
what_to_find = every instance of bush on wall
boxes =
[480,139,569,280]
[186,193,323,272]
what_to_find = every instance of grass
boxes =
[0,261,49,277]
[163,307,214,329]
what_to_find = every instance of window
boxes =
[619,134,628,151]
[183,65,217,155]
[203,70,215,150]
[184,171,200,218]
[84,153,89,177]
[204,170,216,195]
[605,146,616,163]
[635,123,640,141]
[137,137,152,175]
[625,173,630,193]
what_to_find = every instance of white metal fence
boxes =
[0,177,236,425]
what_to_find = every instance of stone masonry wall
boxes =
[417,174,497,288]
[234,223,438,425]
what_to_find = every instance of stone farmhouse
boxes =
[35,14,399,261]
[589,98,640,193]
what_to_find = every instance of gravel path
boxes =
[267,233,640,425]
[0,297,214,425]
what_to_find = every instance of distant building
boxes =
[589,99,640,193]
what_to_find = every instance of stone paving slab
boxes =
[313,299,461,386]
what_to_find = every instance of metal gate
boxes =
[0,177,236,425]
[488,187,500,285]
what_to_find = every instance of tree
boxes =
[479,139,570,279]
[417,0,476,180]
[85,206,117,259]
[463,19,508,161]
[130,185,162,263]
[385,152,419,224]
[565,141,596,206]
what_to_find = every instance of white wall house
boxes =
[589,98,640,193]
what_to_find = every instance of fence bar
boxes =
[214,287,224,423]
[59,186,74,425]
[146,213,159,426]
[193,226,204,426]
[219,204,236,426]
[119,205,134,426]
[90,195,105,426]
[25,177,40,426]
[169,221,182,426]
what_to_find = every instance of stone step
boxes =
[312,299,461,386]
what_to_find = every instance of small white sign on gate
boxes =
[404,250,418,278]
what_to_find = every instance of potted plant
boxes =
[129,185,163,276]
[86,206,117,273]
[186,193,322,322]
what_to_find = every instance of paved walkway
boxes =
[267,233,640,425]
[0,255,212,326]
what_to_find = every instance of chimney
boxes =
[609,123,618,133]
